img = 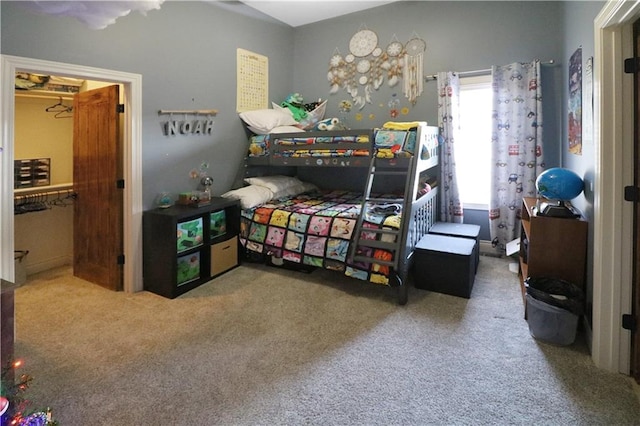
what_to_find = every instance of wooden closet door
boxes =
[73,85,123,291]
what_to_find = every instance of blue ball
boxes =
[535,168,584,201]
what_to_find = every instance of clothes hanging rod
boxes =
[15,92,74,101]
[14,182,74,196]
[424,60,555,82]
[158,109,218,116]
[14,187,76,202]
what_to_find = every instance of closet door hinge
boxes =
[116,179,125,189]
[117,254,125,265]
[624,186,639,202]
[117,104,125,114]
[622,314,636,333]
[624,57,640,74]
[624,57,640,73]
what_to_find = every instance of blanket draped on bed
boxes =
[240,190,401,285]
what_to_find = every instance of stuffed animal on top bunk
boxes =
[312,117,348,131]
[377,148,395,158]
[248,134,269,157]
[280,93,308,121]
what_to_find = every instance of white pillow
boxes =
[239,109,298,134]
[269,182,318,200]
[244,175,302,193]
[284,182,318,197]
[271,125,305,134]
[299,181,319,193]
[271,102,293,116]
[221,185,273,209]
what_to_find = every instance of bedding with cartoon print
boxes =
[240,189,401,285]
[248,133,371,158]
[247,127,419,159]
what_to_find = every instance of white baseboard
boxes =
[25,256,72,276]
[479,240,504,258]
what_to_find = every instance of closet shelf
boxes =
[15,90,75,101]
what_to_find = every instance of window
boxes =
[456,75,492,209]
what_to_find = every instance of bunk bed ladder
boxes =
[348,155,412,270]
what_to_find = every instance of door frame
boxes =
[592,1,640,373]
[0,55,143,293]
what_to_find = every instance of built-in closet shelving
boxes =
[15,90,75,100]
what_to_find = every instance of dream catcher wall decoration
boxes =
[328,25,385,109]
[382,34,404,88]
[403,34,426,105]
[328,27,426,110]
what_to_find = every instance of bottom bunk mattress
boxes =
[240,190,402,285]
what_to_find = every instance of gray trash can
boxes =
[524,277,584,346]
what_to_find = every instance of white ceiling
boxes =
[19,0,402,30]
[238,0,401,27]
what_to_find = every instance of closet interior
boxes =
[13,75,114,284]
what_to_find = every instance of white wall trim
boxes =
[592,0,639,373]
[0,55,143,293]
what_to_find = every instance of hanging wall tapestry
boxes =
[568,47,582,156]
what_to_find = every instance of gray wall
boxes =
[560,1,606,324]
[293,1,564,130]
[1,1,294,209]
[1,1,600,223]
[561,1,603,214]
[291,1,568,239]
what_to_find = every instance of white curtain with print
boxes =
[489,61,544,250]
[436,72,464,223]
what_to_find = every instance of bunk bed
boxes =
[238,122,440,305]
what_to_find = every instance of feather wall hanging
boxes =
[403,34,426,105]
[328,25,385,110]
[328,28,426,109]
[383,34,404,88]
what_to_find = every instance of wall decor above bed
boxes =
[328,28,427,110]
[403,34,426,105]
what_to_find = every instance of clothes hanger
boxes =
[46,96,73,118]
[45,96,69,112]
[54,108,73,119]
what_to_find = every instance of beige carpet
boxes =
[12,256,640,425]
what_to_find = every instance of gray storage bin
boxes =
[428,222,480,273]
[413,234,476,298]
[526,294,579,345]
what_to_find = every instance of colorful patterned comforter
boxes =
[240,190,402,285]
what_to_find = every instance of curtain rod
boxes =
[424,60,555,82]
